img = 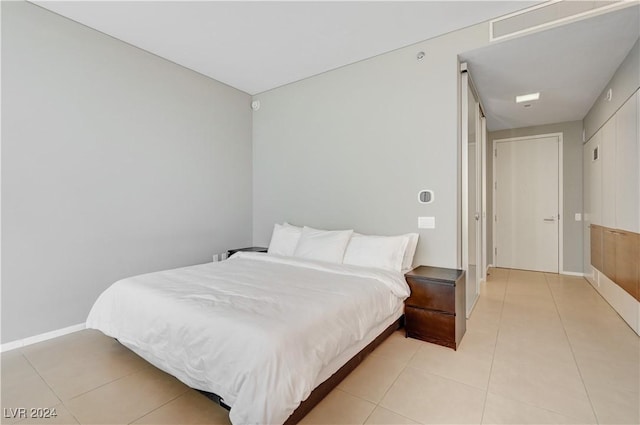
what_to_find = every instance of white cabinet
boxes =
[587,89,640,233]
[601,118,616,228]
[615,91,639,233]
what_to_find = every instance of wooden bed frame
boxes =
[199,316,403,424]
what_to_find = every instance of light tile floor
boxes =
[1,269,638,424]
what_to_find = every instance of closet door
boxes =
[588,130,603,227]
[583,134,601,277]
[601,118,616,229]
[615,91,639,233]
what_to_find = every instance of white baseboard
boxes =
[486,264,494,274]
[589,268,639,335]
[468,278,484,318]
[466,291,480,319]
[1,323,86,353]
[486,264,583,277]
[560,271,585,277]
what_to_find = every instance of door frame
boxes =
[460,64,486,317]
[480,116,487,279]
[492,132,564,273]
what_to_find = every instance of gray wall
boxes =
[584,38,639,141]
[487,121,584,273]
[252,24,489,269]
[1,2,253,343]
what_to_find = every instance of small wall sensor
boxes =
[418,190,434,204]
[251,100,261,111]
[416,51,425,60]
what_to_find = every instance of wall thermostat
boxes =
[418,190,434,204]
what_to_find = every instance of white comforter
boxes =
[86,252,409,425]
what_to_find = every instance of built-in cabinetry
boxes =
[584,90,640,334]
[590,224,639,301]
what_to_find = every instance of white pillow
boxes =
[344,234,409,272]
[282,222,302,231]
[267,223,302,256]
[293,226,353,264]
[401,233,419,271]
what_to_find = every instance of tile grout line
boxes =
[19,334,150,405]
[319,386,412,425]
[292,336,422,424]
[63,369,148,425]
[18,352,75,423]
[544,273,600,424]
[490,271,601,423]
[351,273,507,420]
[402,363,491,393]
[478,267,509,425]
[126,390,190,425]
[368,342,423,423]
[60,363,153,409]
[475,274,596,424]
[354,391,378,425]
[358,336,425,424]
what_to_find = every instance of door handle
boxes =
[475,213,480,221]
[543,217,556,222]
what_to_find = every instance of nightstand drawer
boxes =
[405,307,456,349]
[405,277,455,313]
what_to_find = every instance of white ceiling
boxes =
[33,1,539,95]
[31,1,639,131]
[460,4,640,131]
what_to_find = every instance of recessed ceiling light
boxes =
[516,92,540,103]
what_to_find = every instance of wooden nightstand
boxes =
[227,246,268,257]
[404,266,466,350]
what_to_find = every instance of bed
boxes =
[86,250,411,424]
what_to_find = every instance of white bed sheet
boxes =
[86,252,409,425]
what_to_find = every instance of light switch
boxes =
[418,216,435,229]
[575,213,582,221]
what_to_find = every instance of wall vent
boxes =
[490,1,629,42]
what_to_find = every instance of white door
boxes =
[494,135,560,273]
